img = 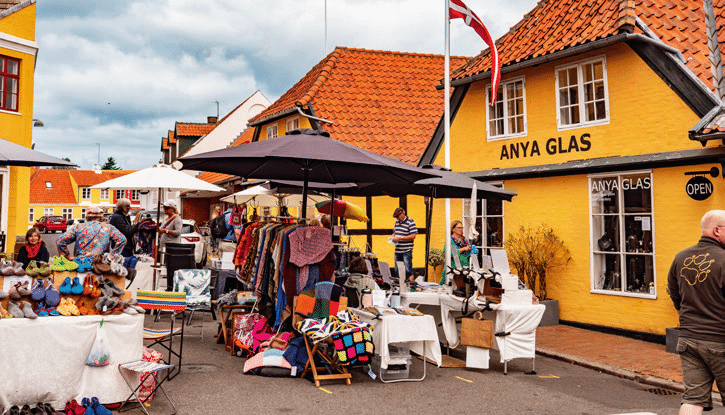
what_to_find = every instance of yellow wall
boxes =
[434,43,716,334]
[0,4,36,252]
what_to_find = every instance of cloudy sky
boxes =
[31,0,539,170]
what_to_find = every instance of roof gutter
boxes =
[296,106,334,125]
[442,32,684,89]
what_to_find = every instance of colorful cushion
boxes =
[331,327,374,366]
[243,348,293,376]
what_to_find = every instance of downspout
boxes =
[296,106,334,126]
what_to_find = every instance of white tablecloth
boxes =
[354,309,442,370]
[401,292,545,363]
[0,314,143,409]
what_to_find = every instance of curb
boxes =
[536,347,723,405]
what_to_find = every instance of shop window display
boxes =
[590,171,655,297]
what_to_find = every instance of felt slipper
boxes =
[57,298,70,316]
[0,303,14,318]
[34,301,49,317]
[0,288,7,299]
[65,399,84,415]
[1,259,15,276]
[119,300,138,315]
[82,275,92,296]
[104,278,125,296]
[37,261,52,277]
[67,298,80,316]
[90,276,102,298]
[128,298,146,313]
[21,301,38,319]
[13,261,26,276]
[6,405,20,415]
[18,405,31,415]
[64,257,79,271]
[71,276,84,295]
[7,300,24,318]
[9,282,21,300]
[46,306,59,316]
[81,398,95,415]
[58,277,73,295]
[26,260,39,277]
[44,277,60,307]
[31,278,45,301]
[90,397,111,415]
[17,280,32,296]
[38,402,61,415]
[73,258,85,272]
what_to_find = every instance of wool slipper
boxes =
[46,306,59,316]
[71,276,84,295]
[58,277,73,295]
[90,276,102,298]
[26,260,39,277]
[90,397,111,415]
[81,398,96,415]
[9,282,21,300]
[18,405,31,415]
[34,301,49,317]
[0,303,12,318]
[128,298,146,313]
[31,278,45,301]
[104,278,125,296]
[73,258,85,272]
[95,296,109,312]
[64,257,79,271]
[0,288,7,299]
[37,402,61,415]
[67,298,80,316]
[44,277,61,307]
[1,260,15,276]
[7,300,24,318]
[13,261,26,276]
[37,261,52,277]
[17,280,32,296]
[82,257,93,273]
[118,300,138,315]
[57,298,71,316]
[65,399,85,415]
[21,301,38,319]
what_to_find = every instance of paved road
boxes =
[146,314,683,415]
[40,231,62,257]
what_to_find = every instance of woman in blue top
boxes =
[441,220,473,284]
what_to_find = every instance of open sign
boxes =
[686,176,713,201]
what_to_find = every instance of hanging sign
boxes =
[686,176,713,201]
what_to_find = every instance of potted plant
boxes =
[427,248,445,283]
[506,225,571,326]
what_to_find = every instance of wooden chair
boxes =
[294,295,351,387]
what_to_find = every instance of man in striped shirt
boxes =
[392,207,417,280]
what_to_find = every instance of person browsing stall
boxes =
[391,207,417,280]
[109,198,139,257]
[17,228,50,269]
[57,205,126,261]
[158,200,182,247]
[441,220,477,284]
[668,210,725,415]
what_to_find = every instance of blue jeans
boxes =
[394,250,414,280]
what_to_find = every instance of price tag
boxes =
[290,366,297,377]
[367,365,377,380]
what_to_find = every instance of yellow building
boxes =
[420,0,725,336]
[0,0,38,251]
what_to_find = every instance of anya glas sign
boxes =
[589,171,655,298]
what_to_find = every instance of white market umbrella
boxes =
[91,163,224,288]
[465,182,480,241]
[221,184,326,216]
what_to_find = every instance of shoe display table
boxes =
[0,313,143,409]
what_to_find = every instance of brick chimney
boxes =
[207,116,218,124]
[617,0,636,34]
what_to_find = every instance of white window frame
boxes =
[486,76,527,141]
[131,190,140,200]
[100,189,110,200]
[464,182,505,261]
[266,124,278,139]
[555,55,610,130]
[62,208,72,220]
[28,208,34,223]
[81,208,86,219]
[81,187,91,200]
[44,207,54,216]
[115,190,124,200]
[286,117,299,133]
[589,170,656,299]
[45,181,52,189]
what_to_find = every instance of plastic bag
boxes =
[86,319,111,366]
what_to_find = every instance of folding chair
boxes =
[173,269,216,326]
[136,290,186,381]
[117,360,177,415]
[378,262,394,286]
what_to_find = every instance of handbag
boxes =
[460,311,494,349]
[331,327,374,366]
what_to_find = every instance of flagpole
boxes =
[443,0,452,285]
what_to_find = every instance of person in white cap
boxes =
[158,200,182,255]
[57,205,126,261]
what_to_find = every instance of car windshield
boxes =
[49,216,64,221]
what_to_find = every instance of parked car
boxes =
[34,215,67,233]
[181,219,207,268]
[66,218,86,231]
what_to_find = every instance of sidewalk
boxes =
[535,325,700,396]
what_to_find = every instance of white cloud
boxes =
[32,0,539,170]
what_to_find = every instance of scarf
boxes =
[25,243,41,258]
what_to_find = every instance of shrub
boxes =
[427,248,445,267]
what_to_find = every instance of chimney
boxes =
[617,0,636,34]
[207,116,218,124]
[92,163,102,174]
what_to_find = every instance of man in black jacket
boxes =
[109,198,139,257]
[668,210,725,414]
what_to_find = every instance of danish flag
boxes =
[449,0,500,105]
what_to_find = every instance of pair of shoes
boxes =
[58,277,85,295]
[27,261,52,277]
[73,257,92,273]
[98,277,125,297]
[64,399,85,415]
[57,298,80,316]
[9,280,32,300]
[122,255,139,269]
[34,301,58,317]
[92,255,111,275]
[77,299,98,315]
[80,397,111,415]
[128,298,146,313]
[50,255,78,272]
[96,296,119,313]
[2,260,25,276]
[7,300,37,319]
[31,402,61,415]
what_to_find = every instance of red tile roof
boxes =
[161,137,169,150]
[249,47,468,165]
[176,122,216,137]
[168,131,176,144]
[230,127,254,147]
[196,128,256,185]
[29,169,77,204]
[0,0,22,11]
[452,0,725,93]
[69,170,135,186]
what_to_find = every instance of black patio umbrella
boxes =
[0,138,78,167]
[179,129,440,215]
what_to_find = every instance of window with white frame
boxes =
[286,117,299,133]
[486,77,526,139]
[44,208,54,216]
[81,208,86,219]
[131,190,140,200]
[81,187,91,200]
[266,124,278,139]
[62,208,72,220]
[556,56,609,129]
[590,171,655,297]
[115,190,124,200]
[45,181,52,189]
[28,208,34,223]
[464,183,505,262]
[100,189,110,200]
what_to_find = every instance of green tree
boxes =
[101,156,121,170]
[53,157,76,170]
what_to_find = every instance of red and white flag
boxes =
[449,0,500,105]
